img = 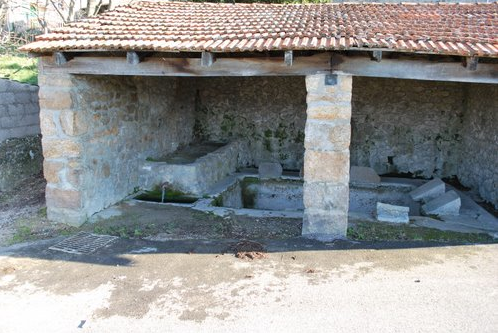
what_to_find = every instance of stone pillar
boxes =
[302,74,352,240]
[38,60,87,226]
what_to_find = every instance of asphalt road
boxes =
[0,237,497,332]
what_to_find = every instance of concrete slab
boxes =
[350,166,381,183]
[376,202,410,223]
[421,190,461,216]
[258,162,283,179]
[409,178,446,203]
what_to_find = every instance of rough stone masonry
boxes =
[302,74,352,239]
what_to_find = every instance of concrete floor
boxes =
[1,237,497,332]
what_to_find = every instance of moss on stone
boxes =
[240,177,260,209]
[294,130,305,143]
[211,195,223,207]
[263,138,272,152]
[135,186,198,204]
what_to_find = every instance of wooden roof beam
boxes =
[201,51,215,67]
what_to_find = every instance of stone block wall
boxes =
[194,76,307,170]
[0,78,42,190]
[39,71,197,225]
[0,78,40,142]
[302,74,352,239]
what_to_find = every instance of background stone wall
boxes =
[194,76,307,170]
[351,77,464,178]
[458,83,498,207]
[0,78,40,142]
[351,78,497,208]
[0,78,42,190]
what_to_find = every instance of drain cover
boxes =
[49,232,118,255]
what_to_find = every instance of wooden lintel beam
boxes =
[53,52,73,66]
[284,50,293,66]
[40,53,331,77]
[371,50,382,62]
[329,54,497,84]
[466,56,478,71]
[201,51,215,67]
[127,51,144,65]
[38,53,498,84]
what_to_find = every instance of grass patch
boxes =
[92,220,161,239]
[347,220,495,243]
[11,224,34,244]
[9,215,78,245]
[0,54,38,85]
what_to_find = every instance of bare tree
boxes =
[0,0,9,30]
[86,0,103,17]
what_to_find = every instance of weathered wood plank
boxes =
[126,51,142,65]
[39,52,498,83]
[53,52,73,65]
[201,51,215,67]
[39,53,332,76]
[466,56,478,71]
[284,50,293,66]
[330,54,497,84]
[371,50,382,62]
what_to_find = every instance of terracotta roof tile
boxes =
[20,1,498,57]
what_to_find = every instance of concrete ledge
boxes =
[376,202,410,223]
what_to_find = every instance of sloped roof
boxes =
[21,1,498,57]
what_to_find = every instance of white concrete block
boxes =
[350,166,381,183]
[421,190,461,216]
[409,178,445,202]
[376,202,410,223]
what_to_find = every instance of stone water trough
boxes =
[139,140,248,196]
[136,156,424,221]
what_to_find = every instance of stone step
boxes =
[376,202,410,223]
[409,178,446,203]
[350,166,380,183]
[421,190,461,216]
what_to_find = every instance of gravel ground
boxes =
[0,173,46,246]
[0,173,72,247]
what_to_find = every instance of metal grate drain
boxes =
[49,232,118,255]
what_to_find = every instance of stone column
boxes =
[38,58,87,226]
[302,74,352,240]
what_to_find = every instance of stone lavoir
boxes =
[22,1,497,239]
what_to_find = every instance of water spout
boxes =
[161,182,170,203]
[161,185,167,203]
